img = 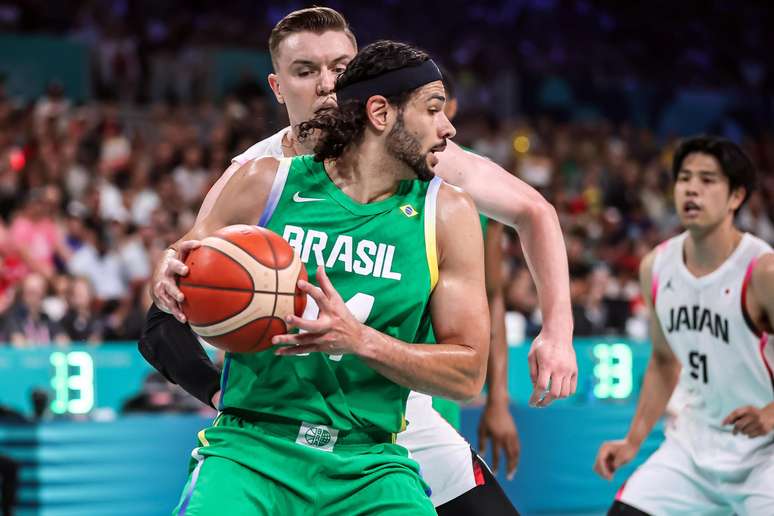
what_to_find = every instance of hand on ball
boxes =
[273,266,365,357]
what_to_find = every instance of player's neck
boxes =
[283,128,314,157]
[684,220,743,276]
[326,141,410,204]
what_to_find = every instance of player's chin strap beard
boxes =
[335,59,442,104]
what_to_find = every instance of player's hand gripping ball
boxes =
[179,225,307,353]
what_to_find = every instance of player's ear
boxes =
[268,73,284,104]
[729,186,746,212]
[444,98,458,120]
[365,96,390,132]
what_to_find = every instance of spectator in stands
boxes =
[0,222,29,312]
[67,226,129,310]
[122,371,208,414]
[4,273,68,347]
[59,277,103,344]
[570,263,632,336]
[9,188,70,279]
[41,274,70,322]
[172,147,208,206]
[739,191,774,242]
[33,81,70,134]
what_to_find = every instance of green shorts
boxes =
[172,413,435,516]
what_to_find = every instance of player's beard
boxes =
[386,112,435,182]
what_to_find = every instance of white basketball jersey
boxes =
[652,232,774,471]
[231,127,289,164]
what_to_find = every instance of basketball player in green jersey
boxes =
[168,41,489,515]
[142,8,545,512]
[151,8,576,412]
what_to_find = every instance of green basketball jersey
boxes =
[219,155,442,435]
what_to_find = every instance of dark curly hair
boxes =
[297,40,430,161]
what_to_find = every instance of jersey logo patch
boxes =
[400,204,419,217]
[296,422,338,451]
[293,192,325,203]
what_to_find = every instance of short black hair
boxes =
[672,135,757,207]
[268,7,356,69]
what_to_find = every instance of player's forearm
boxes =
[486,294,510,405]
[626,353,680,447]
[358,325,487,401]
[517,201,573,340]
[138,304,222,407]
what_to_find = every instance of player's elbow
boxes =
[652,347,679,369]
[513,193,556,229]
[448,348,488,401]
[460,371,488,402]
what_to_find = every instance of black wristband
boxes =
[138,304,222,408]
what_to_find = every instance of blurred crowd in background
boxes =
[0,0,773,348]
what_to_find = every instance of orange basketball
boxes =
[179,224,307,353]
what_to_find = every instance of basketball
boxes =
[179,224,308,353]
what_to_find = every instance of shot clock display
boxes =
[0,346,150,416]
[592,343,634,399]
[0,339,650,415]
[49,351,95,414]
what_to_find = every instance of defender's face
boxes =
[674,152,744,231]
[270,31,356,128]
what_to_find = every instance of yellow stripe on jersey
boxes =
[424,177,442,291]
[197,414,224,447]
[197,429,209,447]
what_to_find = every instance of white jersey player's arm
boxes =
[623,249,682,448]
[749,252,774,335]
[593,250,682,480]
[274,183,490,401]
[722,252,774,438]
[435,141,576,405]
[151,158,278,320]
[194,161,243,225]
[174,157,277,245]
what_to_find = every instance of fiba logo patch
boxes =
[304,427,331,447]
[296,422,338,451]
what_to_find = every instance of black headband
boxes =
[336,59,442,104]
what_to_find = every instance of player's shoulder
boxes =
[639,239,675,293]
[231,127,288,165]
[743,232,774,254]
[643,233,686,275]
[639,248,657,285]
[435,180,477,223]
[230,156,281,193]
[750,252,774,289]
